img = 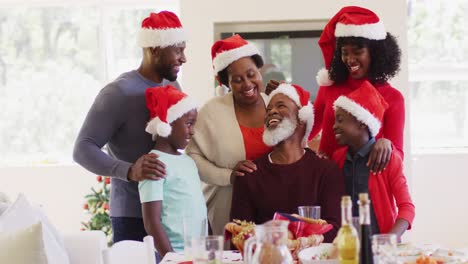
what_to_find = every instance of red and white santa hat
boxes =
[333,80,389,137]
[211,34,260,74]
[145,85,197,138]
[267,83,314,146]
[137,11,187,48]
[316,6,387,86]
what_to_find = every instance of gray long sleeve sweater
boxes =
[73,70,180,217]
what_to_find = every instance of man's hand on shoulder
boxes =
[128,153,166,182]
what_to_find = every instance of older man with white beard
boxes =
[230,83,345,242]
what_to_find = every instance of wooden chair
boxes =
[102,236,156,264]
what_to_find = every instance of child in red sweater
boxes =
[331,80,414,239]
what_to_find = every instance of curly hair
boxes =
[217,54,264,87]
[328,33,401,84]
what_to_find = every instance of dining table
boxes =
[160,250,243,264]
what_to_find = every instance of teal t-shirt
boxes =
[138,150,208,251]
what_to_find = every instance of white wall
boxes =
[410,153,468,248]
[0,165,96,233]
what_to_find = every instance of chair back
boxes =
[102,236,156,264]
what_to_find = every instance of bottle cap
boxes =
[358,193,370,205]
[341,195,351,206]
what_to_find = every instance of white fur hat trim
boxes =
[137,27,187,48]
[213,43,259,74]
[334,95,381,137]
[335,21,386,40]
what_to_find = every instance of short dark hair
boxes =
[329,33,401,84]
[217,54,264,87]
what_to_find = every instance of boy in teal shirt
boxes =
[139,85,207,259]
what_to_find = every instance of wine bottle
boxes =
[359,193,374,264]
[337,196,360,264]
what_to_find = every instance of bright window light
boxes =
[0,3,179,166]
[408,0,468,152]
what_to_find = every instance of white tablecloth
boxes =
[160,250,243,264]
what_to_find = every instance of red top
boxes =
[311,78,405,159]
[239,125,272,160]
[332,147,415,233]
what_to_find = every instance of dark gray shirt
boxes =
[344,138,380,234]
[73,70,180,217]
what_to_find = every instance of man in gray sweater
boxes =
[73,11,187,243]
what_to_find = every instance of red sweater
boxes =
[332,147,415,233]
[311,78,405,159]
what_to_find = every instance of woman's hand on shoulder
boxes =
[368,138,392,173]
[265,79,281,95]
[230,160,257,183]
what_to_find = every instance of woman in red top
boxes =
[311,6,404,173]
[186,35,272,236]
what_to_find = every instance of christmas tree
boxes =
[82,175,113,245]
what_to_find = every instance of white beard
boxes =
[263,117,297,147]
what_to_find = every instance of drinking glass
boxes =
[298,205,321,219]
[183,217,208,260]
[372,234,397,264]
[191,235,224,264]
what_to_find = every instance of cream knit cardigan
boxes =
[186,92,267,236]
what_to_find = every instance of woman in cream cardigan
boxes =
[186,35,271,236]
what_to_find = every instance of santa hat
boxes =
[211,35,260,95]
[333,80,388,137]
[267,83,314,146]
[137,11,187,48]
[316,6,387,86]
[145,85,197,138]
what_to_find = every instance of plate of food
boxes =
[225,215,330,261]
[396,243,424,263]
[396,243,467,264]
[298,243,339,264]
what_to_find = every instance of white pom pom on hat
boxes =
[145,85,197,139]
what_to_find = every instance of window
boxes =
[215,21,326,101]
[0,2,179,166]
[408,0,468,152]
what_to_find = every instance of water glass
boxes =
[298,205,321,219]
[191,235,224,264]
[183,217,208,260]
[372,234,397,264]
